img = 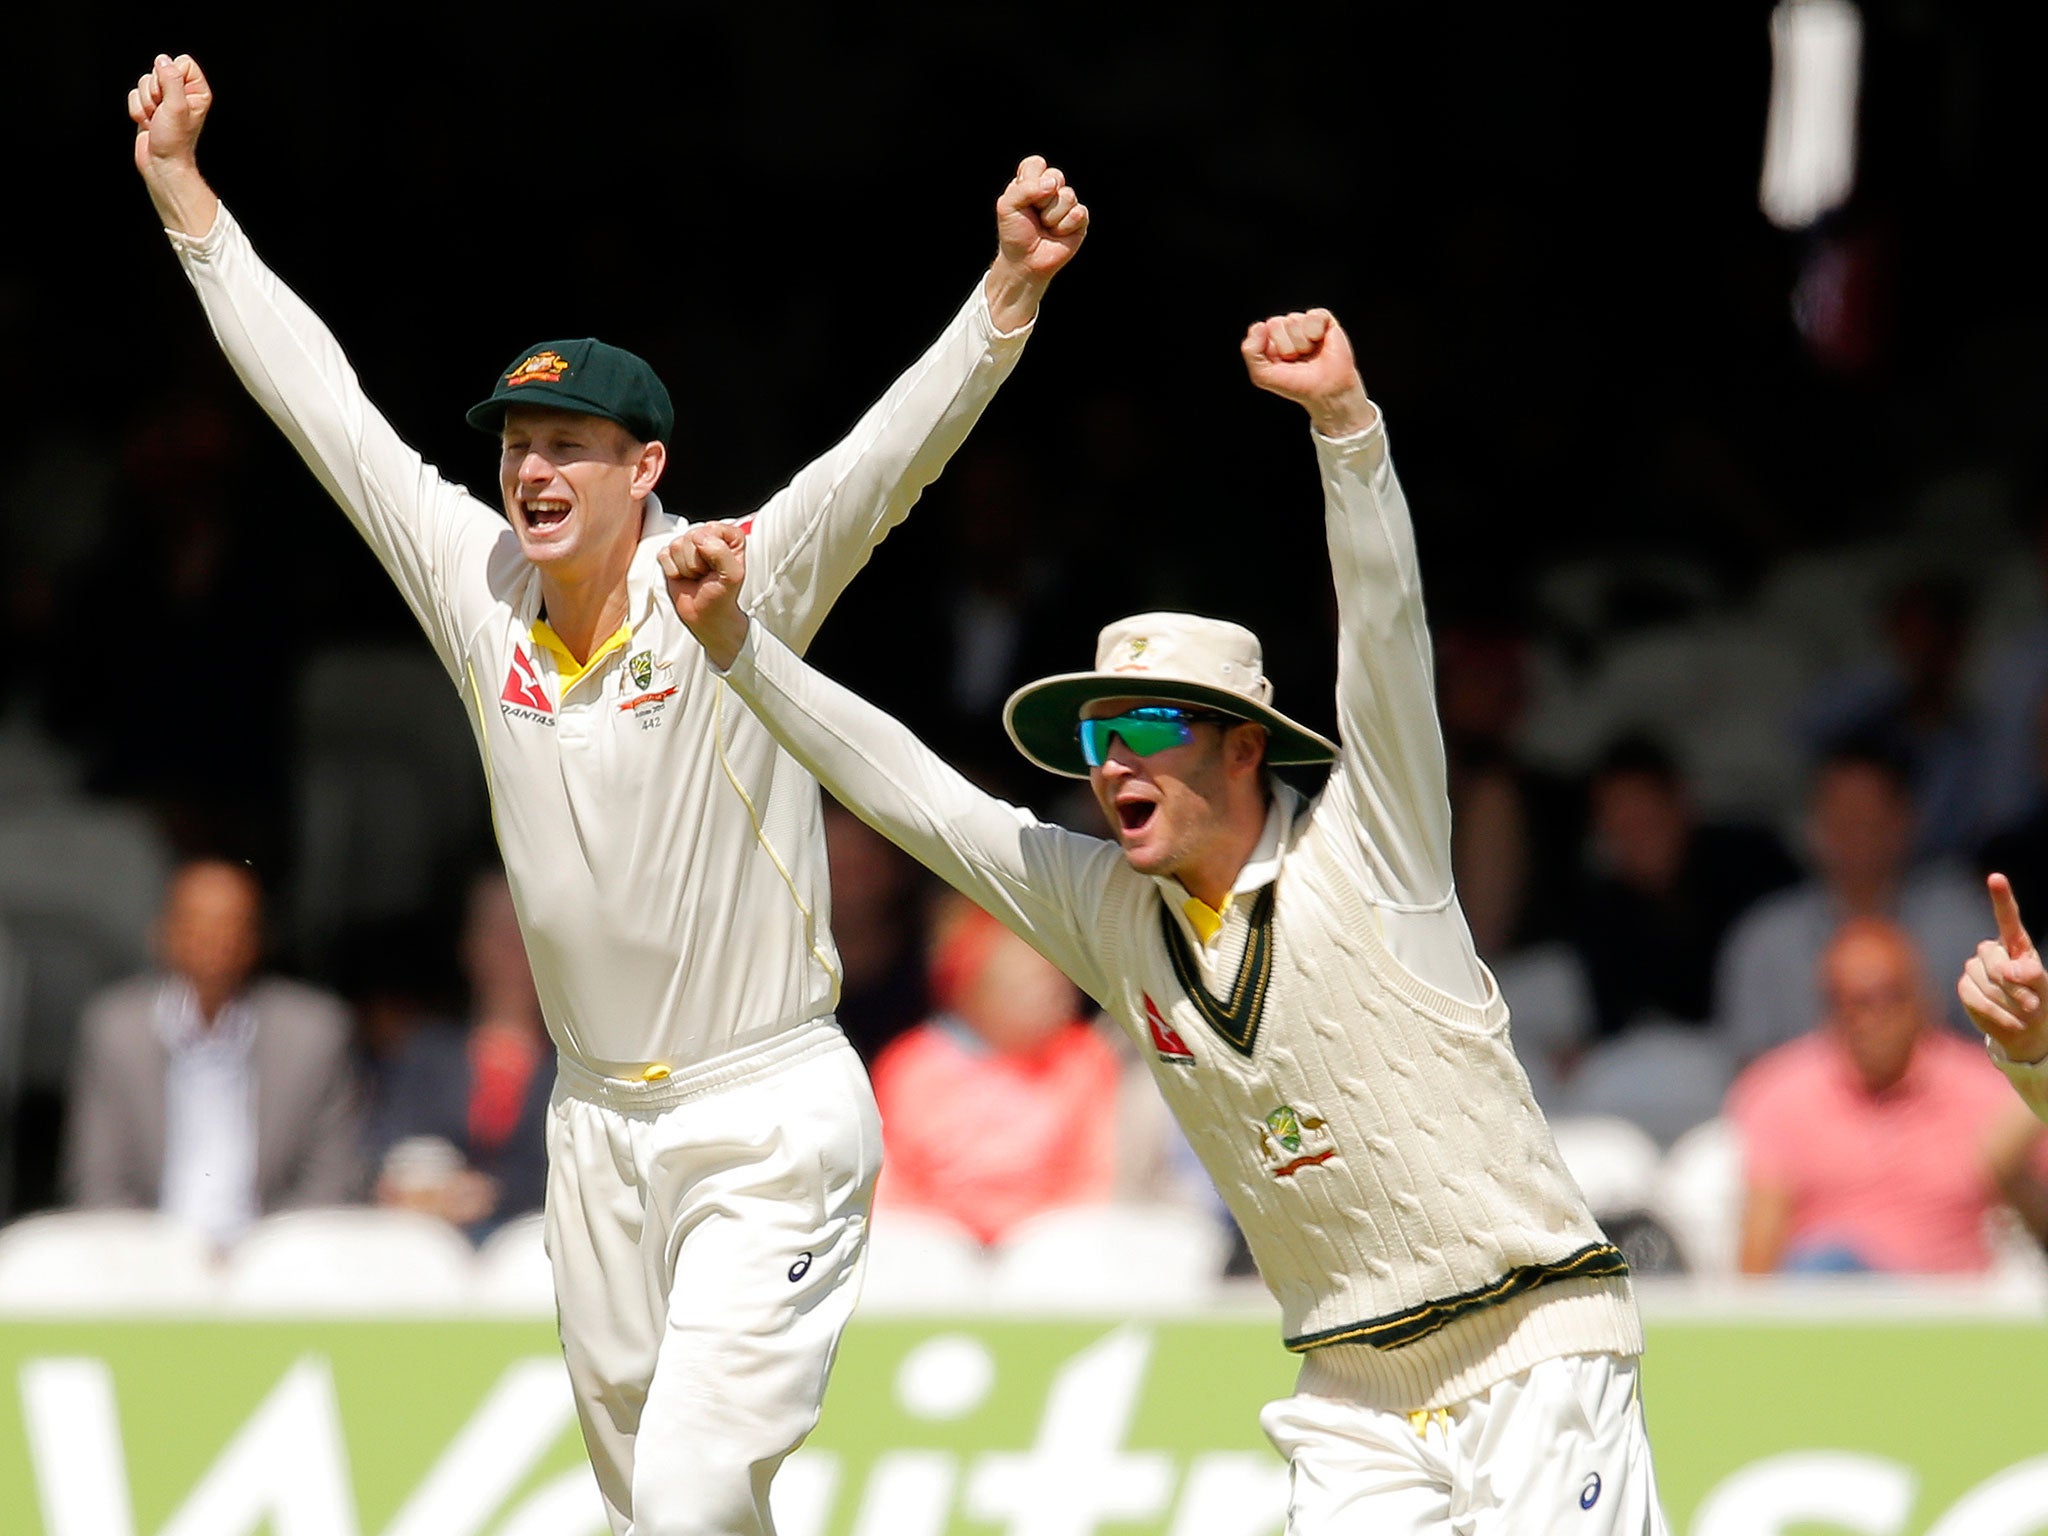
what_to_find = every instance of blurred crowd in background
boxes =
[7,3,2048,1290]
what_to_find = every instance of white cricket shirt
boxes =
[172,206,1031,1075]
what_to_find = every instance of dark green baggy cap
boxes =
[465,338,674,444]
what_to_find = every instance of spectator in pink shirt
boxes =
[870,897,1123,1244]
[1729,917,2048,1274]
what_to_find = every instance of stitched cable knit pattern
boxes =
[1092,801,1640,1409]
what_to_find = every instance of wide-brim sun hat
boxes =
[1003,611,1338,779]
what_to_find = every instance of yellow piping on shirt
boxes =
[711,677,842,996]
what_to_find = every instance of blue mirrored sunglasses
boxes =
[1076,706,1236,767]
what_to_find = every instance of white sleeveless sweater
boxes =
[1089,786,1641,1409]
[719,416,1645,1410]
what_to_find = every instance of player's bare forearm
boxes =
[695,609,751,672]
[1306,381,1377,440]
[129,53,220,237]
[140,156,219,238]
[983,264,1054,336]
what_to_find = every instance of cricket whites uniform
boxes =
[710,416,1669,1534]
[168,205,1032,1535]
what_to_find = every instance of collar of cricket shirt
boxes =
[1155,781,1302,947]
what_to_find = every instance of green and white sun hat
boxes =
[1003,611,1338,779]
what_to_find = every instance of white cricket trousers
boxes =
[544,1020,883,1536]
[1262,1352,1669,1536]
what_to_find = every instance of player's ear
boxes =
[1225,722,1268,777]
[631,439,667,498]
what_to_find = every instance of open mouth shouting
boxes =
[1115,796,1157,837]
[520,497,573,534]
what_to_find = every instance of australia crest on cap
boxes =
[506,350,572,387]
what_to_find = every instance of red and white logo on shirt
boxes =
[500,646,554,723]
[1144,994,1195,1066]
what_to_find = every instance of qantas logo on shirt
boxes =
[500,646,555,725]
[1143,994,1195,1066]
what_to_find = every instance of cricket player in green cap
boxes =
[129,50,1086,1535]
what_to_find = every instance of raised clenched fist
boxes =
[1240,309,1376,439]
[129,54,213,177]
[984,155,1089,332]
[994,155,1089,282]
[659,522,752,670]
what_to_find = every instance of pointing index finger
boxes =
[1990,872,2033,958]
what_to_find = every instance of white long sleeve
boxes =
[1313,423,1491,1003]
[169,203,1038,1073]
[721,622,1125,1009]
[170,204,507,678]
[719,414,1495,1009]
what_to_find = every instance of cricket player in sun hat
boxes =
[663,307,1669,1533]
[127,51,1087,1535]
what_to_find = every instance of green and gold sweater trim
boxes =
[1159,883,1276,1057]
[1284,1241,1631,1353]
